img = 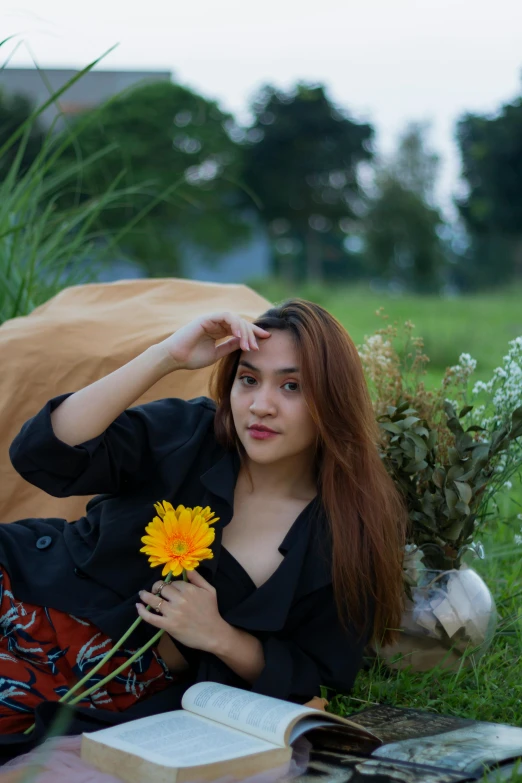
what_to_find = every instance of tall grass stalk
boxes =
[0,44,187,324]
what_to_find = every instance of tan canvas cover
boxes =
[0,278,271,524]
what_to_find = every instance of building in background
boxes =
[0,68,171,129]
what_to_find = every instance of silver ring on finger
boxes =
[157,583,168,599]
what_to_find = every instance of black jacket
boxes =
[2,394,372,742]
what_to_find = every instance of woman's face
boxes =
[230,329,318,466]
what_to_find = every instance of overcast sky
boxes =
[4,0,522,217]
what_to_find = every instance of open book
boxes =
[81,683,522,783]
[296,703,522,782]
[80,681,381,783]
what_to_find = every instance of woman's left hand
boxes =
[137,570,230,653]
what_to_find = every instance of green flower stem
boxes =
[66,627,166,707]
[61,615,143,704]
[23,570,175,735]
[63,571,174,705]
[66,569,187,706]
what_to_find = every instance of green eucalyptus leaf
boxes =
[443,400,457,418]
[510,406,522,438]
[448,447,460,465]
[454,481,473,505]
[444,488,458,509]
[401,440,415,456]
[444,521,464,541]
[510,424,522,440]
[447,465,465,482]
[447,417,464,436]
[461,515,477,542]
[380,421,403,435]
[491,429,508,449]
[421,492,437,519]
[401,416,421,429]
[454,499,471,516]
[456,433,474,452]
[414,445,428,464]
[457,468,477,482]
[471,444,490,465]
[405,432,429,450]
[432,468,446,488]
[404,459,428,474]
[512,404,522,423]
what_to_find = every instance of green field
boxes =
[253,280,522,780]
[251,280,522,390]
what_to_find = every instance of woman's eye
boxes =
[239,376,299,392]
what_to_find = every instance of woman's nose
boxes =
[249,388,277,415]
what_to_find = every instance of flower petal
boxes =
[144,503,217,571]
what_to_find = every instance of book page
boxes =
[288,717,345,744]
[347,704,476,744]
[302,748,469,782]
[83,711,278,768]
[373,723,522,775]
[182,682,324,748]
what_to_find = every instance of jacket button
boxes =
[35,535,52,550]
[74,567,88,579]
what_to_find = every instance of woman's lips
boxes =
[248,429,279,440]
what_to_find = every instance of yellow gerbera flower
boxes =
[153,501,219,527]
[141,504,216,577]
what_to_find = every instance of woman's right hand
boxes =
[158,312,271,371]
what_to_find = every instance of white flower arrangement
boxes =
[447,337,522,529]
[360,318,522,571]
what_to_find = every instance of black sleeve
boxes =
[9,393,215,498]
[181,585,372,704]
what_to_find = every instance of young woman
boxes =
[0,299,407,755]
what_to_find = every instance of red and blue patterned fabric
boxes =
[0,566,175,733]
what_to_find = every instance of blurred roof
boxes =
[0,67,172,128]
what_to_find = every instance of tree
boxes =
[363,123,447,293]
[0,89,44,180]
[57,80,250,276]
[456,96,522,286]
[240,83,374,283]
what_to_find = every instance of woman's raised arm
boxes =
[50,311,270,447]
[50,344,177,447]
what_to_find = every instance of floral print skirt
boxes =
[0,566,175,733]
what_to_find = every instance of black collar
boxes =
[200,448,320,554]
[199,449,331,631]
[200,448,240,509]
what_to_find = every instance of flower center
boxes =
[170,538,189,556]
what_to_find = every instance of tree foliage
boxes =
[456,97,522,285]
[241,83,374,283]
[0,89,44,179]
[364,123,447,293]
[57,80,250,276]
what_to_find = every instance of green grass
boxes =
[251,279,522,779]
[338,508,522,781]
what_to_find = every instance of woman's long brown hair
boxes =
[208,299,408,647]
